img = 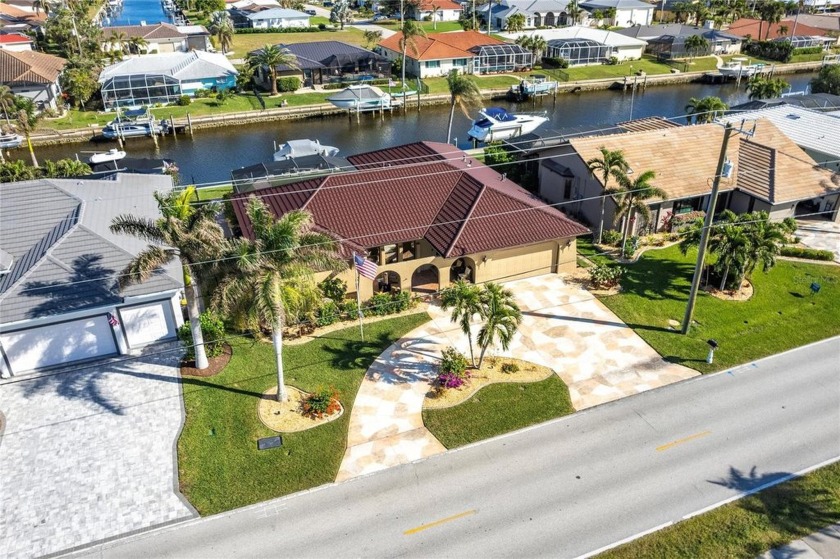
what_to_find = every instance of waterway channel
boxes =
[24,73,816,185]
[104,0,172,27]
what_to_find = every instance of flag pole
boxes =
[353,252,365,341]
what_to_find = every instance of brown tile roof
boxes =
[726,18,829,40]
[378,30,506,61]
[103,22,186,40]
[617,116,682,133]
[0,49,66,85]
[232,142,588,258]
[416,0,463,10]
[0,2,46,22]
[568,120,837,205]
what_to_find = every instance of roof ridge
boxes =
[444,175,485,258]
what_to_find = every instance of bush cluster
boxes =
[590,264,623,289]
[364,290,413,316]
[780,246,835,261]
[276,76,301,92]
[500,362,519,374]
[177,311,226,360]
[624,235,640,258]
[601,229,622,246]
[437,347,470,390]
[301,386,341,418]
[235,26,321,34]
[176,95,191,106]
[743,39,794,62]
[667,210,705,232]
[322,78,391,90]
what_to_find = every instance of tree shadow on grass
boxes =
[618,256,695,302]
[321,330,396,371]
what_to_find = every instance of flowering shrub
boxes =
[590,265,623,289]
[435,347,470,391]
[669,211,705,232]
[301,386,341,419]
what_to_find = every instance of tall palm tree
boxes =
[0,86,15,127]
[16,109,38,167]
[248,44,298,96]
[610,169,666,257]
[213,199,346,402]
[586,146,629,244]
[528,35,547,61]
[399,20,427,88]
[128,36,148,54]
[757,0,784,39]
[440,279,483,367]
[430,2,441,29]
[476,282,522,368]
[110,187,225,370]
[685,96,728,124]
[445,69,482,144]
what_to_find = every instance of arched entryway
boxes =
[374,271,401,293]
[544,11,556,26]
[533,13,542,26]
[449,257,476,284]
[559,11,568,25]
[411,264,439,295]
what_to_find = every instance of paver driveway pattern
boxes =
[796,220,840,262]
[336,275,698,481]
[0,346,197,559]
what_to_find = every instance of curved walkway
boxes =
[336,275,699,482]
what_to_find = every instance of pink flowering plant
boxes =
[435,347,470,391]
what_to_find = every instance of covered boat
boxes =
[326,85,400,111]
[88,148,127,164]
[0,133,24,149]
[467,107,548,143]
[273,139,339,161]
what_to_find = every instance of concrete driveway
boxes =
[0,346,197,559]
[796,220,840,262]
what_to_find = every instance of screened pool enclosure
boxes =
[469,44,533,74]
[100,74,184,109]
[545,38,613,65]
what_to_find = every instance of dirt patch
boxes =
[258,386,344,433]
[703,279,753,301]
[423,357,555,410]
[180,343,232,377]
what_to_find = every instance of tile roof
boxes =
[415,0,463,10]
[231,142,588,258]
[102,22,186,40]
[0,49,66,85]
[346,141,451,168]
[616,116,681,133]
[499,26,648,47]
[378,30,506,61]
[726,18,829,39]
[99,51,237,82]
[246,7,309,19]
[0,33,33,44]
[0,3,46,22]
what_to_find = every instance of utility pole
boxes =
[681,122,734,335]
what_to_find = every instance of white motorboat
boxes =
[0,132,23,149]
[102,109,164,139]
[467,107,548,143]
[508,75,559,101]
[326,85,400,111]
[88,148,127,164]
[718,57,765,78]
[273,139,339,161]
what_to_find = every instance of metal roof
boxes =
[246,8,309,19]
[98,51,237,83]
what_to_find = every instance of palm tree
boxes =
[363,29,383,49]
[440,279,483,366]
[611,169,666,257]
[248,44,299,96]
[476,282,522,368]
[711,221,751,289]
[108,31,129,54]
[506,12,525,32]
[128,36,148,55]
[746,76,789,99]
[213,199,346,402]
[110,187,225,370]
[586,146,629,244]
[0,86,15,127]
[399,20,427,88]
[430,2,441,30]
[684,34,709,61]
[741,211,788,281]
[528,35,547,61]
[757,0,784,39]
[445,69,482,145]
[16,109,38,167]
[685,96,728,124]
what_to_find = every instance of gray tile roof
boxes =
[246,7,309,19]
[580,0,653,8]
[99,51,237,83]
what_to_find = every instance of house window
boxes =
[383,244,398,264]
[453,58,467,67]
[367,247,380,264]
[673,198,703,214]
[401,241,417,261]
[563,179,572,199]
[426,60,441,69]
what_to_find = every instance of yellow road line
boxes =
[404,510,477,536]
[656,430,712,452]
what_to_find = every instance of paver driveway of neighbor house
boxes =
[337,275,698,480]
[0,346,196,559]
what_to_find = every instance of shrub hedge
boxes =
[780,246,835,261]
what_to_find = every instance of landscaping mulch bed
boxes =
[180,343,232,377]
[703,279,754,301]
[257,386,343,433]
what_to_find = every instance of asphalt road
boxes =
[75,338,840,559]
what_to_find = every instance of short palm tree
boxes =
[685,96,728,124]
[528,35,547,61]
[711,222,750,290]
[746,76,789,100]
[506,12,525,32]
[683,34,708,61]
[741,211,788,280]
[586,146,629,244]
[445,69,482,145]
[213,199,346,402]
[440,279,483,367]
[110,187,225,370]
[399,20,427,88]
[108,31,129,54]
[248,44,298,96]
[476,282,522,368]
[210,11,234,53]
[128,36,148,54]
[611,168,666,257]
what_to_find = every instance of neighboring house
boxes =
[536,120,840,236]
[0,49,66,110]
[730,93,840,113]
[725,18,834,42]
[617,23,742,57]
[101,22,210,54]
[254,41,391,87]
[242,7,310,29]
[98,51,237,109]
[580,0,654,26]
[501,27,647,62]
[377,30,532,78]
[790,13,840,33]
[406,0,463,22]
[0,4,45,34]
[718,106,840,173]
[229,141,589,300]
[484,0,573,31]
[2,0,39,13]
[0,174,184,378]
[0,33,34,51]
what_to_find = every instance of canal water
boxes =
[26,73,816,185]
[104,0,171,27]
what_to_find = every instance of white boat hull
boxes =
[89,149,127,164]
[467,116,548,142]
[0,134,23,149]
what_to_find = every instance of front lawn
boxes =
[230,28,367,53]
[597,245,840,373]
[194,184,233,200]
[177,312,430,516]
[422,376,575,448]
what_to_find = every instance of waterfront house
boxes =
[253,41,391,87]
[241,7,310,29]
[98,51,237,109]
[536,120,840,234]
[101,22,211,55]
[0,49,66,110]
[406,0,463,22]
[377,30,532,78]
[500,27,647,62]
[730,93,840,113]
[486,0,573,31]
[580,0,654,26]
[229,141,589,299]
[617,23,743,57]
[0,175,184,378]
[725,18,835,43]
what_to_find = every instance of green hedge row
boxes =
[235,26,321,34]
[780,246,835,261]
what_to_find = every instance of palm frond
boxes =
[118,245,176,288]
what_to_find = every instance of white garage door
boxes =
[1,316,118,374]
[120,301,177,348]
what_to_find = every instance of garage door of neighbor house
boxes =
[119,301,177,348]
[0,316,118,374]
[484,244,555,283]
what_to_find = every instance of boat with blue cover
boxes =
[467,107,548,142]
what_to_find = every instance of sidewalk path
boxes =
[336,275,698,481]
[759,523,840,558]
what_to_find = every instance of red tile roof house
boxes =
[0,49,67,111]
[0,33,34,52]
[230,141,588,299]
[406,0,464,22]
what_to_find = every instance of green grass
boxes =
[601,461,840,559]
[576,235,617,267]
[376,20,464,33]
[596,245,840,374]
[422,376,575,448]
[230,28,367,53]
[177,312,430,515]
[423,74,521,94]
[193,184,233,200]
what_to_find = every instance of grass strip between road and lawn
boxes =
[594,245,840,374]
[177,312,430,516]
[599,460,840,559]
[423,376,575,449]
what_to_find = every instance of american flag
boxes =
[108,313,119,327]
[353,253,378,280]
